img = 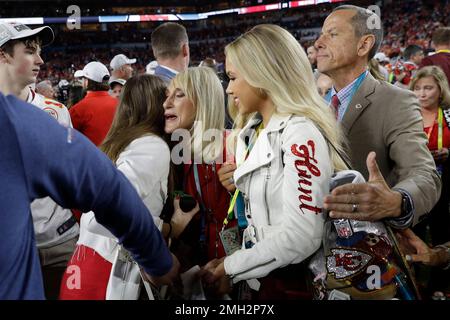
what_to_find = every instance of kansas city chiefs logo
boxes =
[326,248,373,280]
[43,107,59,120]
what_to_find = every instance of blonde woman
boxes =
[59,74,186,300]
[201,24,347,299]
[410,66,450,247]
[163,66,232,269]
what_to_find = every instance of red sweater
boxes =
[69,91,118,146]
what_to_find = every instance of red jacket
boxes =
[178,162,232,262]
[69,91,118,146]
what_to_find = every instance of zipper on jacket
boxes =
[246,171,254,219]
[263,164,271,225]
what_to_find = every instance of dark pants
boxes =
[39,236,78,300]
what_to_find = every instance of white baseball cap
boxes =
[374,52,389,63]
[74,61,110,83]
[146,60,158,75]
[109,78,126,88]
[0,22,54,48]
[110,54,136,70]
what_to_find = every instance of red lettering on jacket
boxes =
[291,140,322,215]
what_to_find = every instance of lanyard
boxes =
[193,163,218,243]
[329,71,367,121]
[192,164,206,242]
[222,123,264,231]
[426,107,444,149]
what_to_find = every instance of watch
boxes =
[398,190,413,218]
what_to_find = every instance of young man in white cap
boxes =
[0,22,79,299]
[109,53,135,81]
[0,22,71,127]
[70,61,118,146]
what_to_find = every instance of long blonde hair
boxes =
[226,24,347,171]
[171,66,225,163]
[410,66,450,109]
[101,74,167,162]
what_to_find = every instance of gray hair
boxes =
[333,5,383,60]
[36,80,52,90]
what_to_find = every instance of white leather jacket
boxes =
[224,113,333,282]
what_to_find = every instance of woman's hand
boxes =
[170,197,200,239]
[198,257,232,296]
[218,163,237,192]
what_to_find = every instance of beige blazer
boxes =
[341,73,441,225]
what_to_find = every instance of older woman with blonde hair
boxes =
[201,24,347,299]
[163,66,232,270]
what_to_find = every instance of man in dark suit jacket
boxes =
[316,5,441,228]
[150,22,190,83]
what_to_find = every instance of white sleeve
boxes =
[224,120,332,280]
[81,136,169,238]
[116,135,170,227]
[59,106,73,128]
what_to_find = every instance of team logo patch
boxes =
[43,107,59,120]
[326,248,373,280]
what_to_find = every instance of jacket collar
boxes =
[340,72,377,135]
[234,113,292,184]
[239,112,292,136]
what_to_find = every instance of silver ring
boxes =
[229,177,234,184]
[352,203,358,213]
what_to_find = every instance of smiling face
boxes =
[413,76,441,111]
[163,84,196,134]
[314,10,361,76]
[225,57,265,115]
[1,41,43,88]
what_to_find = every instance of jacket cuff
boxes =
[385,188,414,229]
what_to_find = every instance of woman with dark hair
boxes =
[59,74,191,300]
